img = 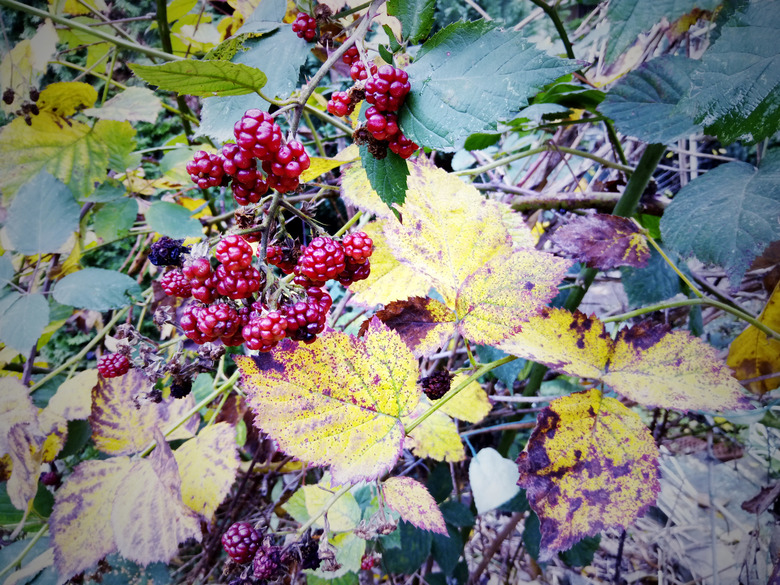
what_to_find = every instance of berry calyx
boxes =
[97,352,131,378]
[292,12,317,42]
[214,235,254,272]
[342,232,373,263]
[160,269,192,298]
[222,522,262,565]
[297,236,346,283]
[186,150,225,189]
[234,109,283,161]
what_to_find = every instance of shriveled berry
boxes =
[342,232,373,263]
[292,12,317,42]
[215,235,254,272]
[420,370,453,400]
[252,544,282,580]
[2,88,14,105]
[388,133,418,159]
[243,310,287,351]
[234,109,283,161]
[327,91,354,117]
[149,237,189,267]
[297,236,345,282]
[187,150,225,189]
[160,269,192,298]
[222,522,262,565]
[170,378,193,399]
[214,264,262,300]
[40,470,61,488]
[97,352,130,378]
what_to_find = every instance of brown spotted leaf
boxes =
[551,214,650,269]
[383,476,447,535]
[517,388,660,560]
[90,369,199,455]
[367,296,457,357]
[235,318,419,485]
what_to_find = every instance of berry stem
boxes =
[332,211,363,238]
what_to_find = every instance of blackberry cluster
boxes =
[222,523,319,579]
[187,109,311,204]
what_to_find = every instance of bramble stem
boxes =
[296,484,353,535]
[0,524,48,581]
[527,0,575,60]
[644,233,704,298]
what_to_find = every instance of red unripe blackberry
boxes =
[350,61,377,81]
[266,244,298,274]
[232,175,269,206]
[327,91,354,117]
[222,522,262,564]
[191,276,217,304]
[197,302,241,339]
[361,553,376,571]
[97,352,130,378]
[182,257,213,284]
[306,286,333,313]
[234,109,283,160]
[187,150,225,189]
[40,470,61,488]
[389,133,419,159]
[252,544,282,580]
[214,264,262,300]
[364,65,410,112]
[292,12,317,42]
[220,143,255,179]
[342,231,373,263]
[221,306,250,347]
[243,310,287,351]
[342,46,359,66]
[268,141,311,179]
[160,269,192,298]
[293,271,324,288]
[264,166,300,194]
[215,235,254,272]
[337,259,371,286]
[283,300,326,343]
[365,107,399,141]
[180,304,215,344]
[297,236,346,282]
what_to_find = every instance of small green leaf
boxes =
[0,292,49,353]
[5,171,80,255]
[93,198,138,243]
[359,145,409,211]
[463,133,501,151]
[387,0,435,43]
[438,500,474,527]
[0,254,15,288]
[381,521,433,574]
[620,246,684,308]
[130,59,268,97]
[145,201,203,239]
[660,150,780,287]
[84,181,127,203]
[399,21,579,151]
[431,524,462,576]
[599,55,701,144]
[559,534,601,567]
[53,268,143,310]
[378,43,394,64]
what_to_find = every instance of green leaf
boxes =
[474,344,526,388]
[620,245,684,308]
[197,29,311,142]
[92,198,138,243]
[523,510,541,560]
[130,59,267,97]
[387,0,436,43]
[83,87,163,123]
[431,524,463,576]
[599,55,701,144]
[605,0,721,64]
[5,171,80,255]
[53,268,143,310]
[399,21,579,151]
[463,133,501,150]
[438,500,474,527]
[660,150,780,287]
[83,181,127,203]
[687,0,780,144]
[359,145,409,211]
[381,521,433,574]
[238,0,287,30]
[559,534,601,567]
[145,201,203,239]
[0,254,13,288]
[426,463,453,503]
[0,292,49,353]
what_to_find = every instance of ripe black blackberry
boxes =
[222,522,262,564]
[149,237,190,267]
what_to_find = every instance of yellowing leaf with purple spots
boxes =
[0,377,38,456]
[383,161,513,307]
[403,397,465,462]
[439,374,492,424]
[516,389,660,561]
[551,214,650,269]
[347,221,431,307]
[51,457,131,582]
[383,476,447,535]
[302,474,362,532]
[367,296,457,357]
[456,250,572,346]
[89,369,199,455]
[235,318,419,485]
[603,323,750,411]
[497,308,612,380]
[174,422,240,521]
[111,431,201,565]
[7,423,44,510]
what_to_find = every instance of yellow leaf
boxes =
[498,308,750,412]
[39,369,97,434]
[517,388,660,560]
[341,162,396,221]
[383,476,447,534]
[54,0,108,15]
[0,377,38,456]
[37,81,98,116]
[439,374,491,424]
[174,422,240,521]
[302,474,362,532]
[300,144,359,183]
[236,318,419,484]
[347,222,431,307]
[727,281,780,395]
[41,420,67,462]
[0,20,57,115]
[51,457,132,581]
[90,369,199,455]
[497,200,536,249]
[7,423,44,510]
[404,396,465,462]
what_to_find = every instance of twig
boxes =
[467,511,524,585]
